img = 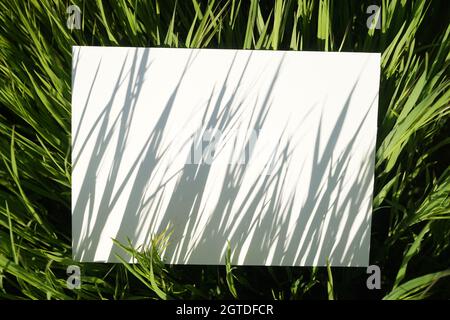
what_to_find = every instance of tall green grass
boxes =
[0,0,449,299]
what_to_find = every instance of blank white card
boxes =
[72,46,380,266]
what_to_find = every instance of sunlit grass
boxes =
[0,0,449,299]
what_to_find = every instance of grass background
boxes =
[0,0,449,300]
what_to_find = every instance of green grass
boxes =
[0,0,449,300]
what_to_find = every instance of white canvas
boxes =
[71,46,380,266]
